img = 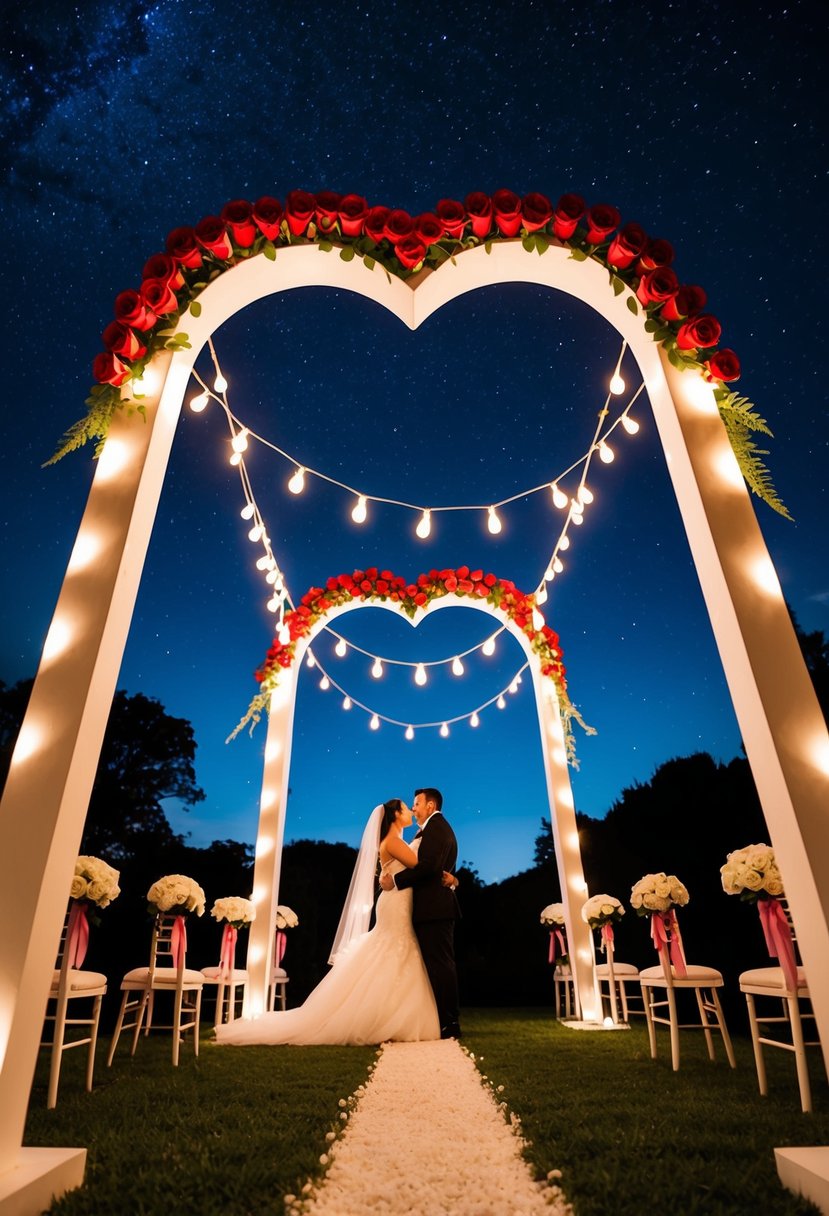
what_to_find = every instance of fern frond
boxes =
[716,389,774,437]
[717,398,792,519]
[45,388,121,466]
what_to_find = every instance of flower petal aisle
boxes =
[296,1040,572,1215]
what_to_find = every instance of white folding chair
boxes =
[201,925,248,1027]
[42,906,107,1108]
[553,966,577,1019]
[740,965,822,1112]
[593,934,642,1024]
[107,913,203,1066]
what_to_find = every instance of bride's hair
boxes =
[378,798,404,841]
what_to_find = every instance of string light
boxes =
[482,636,497,657]
[213,373,228,394]
[497,695,507,709]
[572,511,584,526]
[551,482,569,509]
[536,584,548,605]
[415,509,432,539]
[487,505,502,535]
[371,658,384,679]
[553,556,564,573]
[609,340,627,396]
[248,525,263,542]
[190,391,209,413]
[240,503,255,520]
[278,623,291,645]
[342,696,352,710]
[334,637,347,658]
[470,711,480,728]
[598,441,615,464]
[451,656,464,676]
[351,494,368,524]
[440,722,449,738]
[544,566,555,582]
[532,607,545,630]
[369,714,380,731]
[288,466,306,494]
[306,652,316,669]
[405,725,414,740]
[229,451,242,466]
[621,413,640,435]
[256,555,271,570]
[578,485,594,504]
[319,675,330,690]
[266,596,279,612]
[559,534,570,550]
[414,663,427,686]
[231,428,249,454]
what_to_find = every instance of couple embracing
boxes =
[216,788,461,1046]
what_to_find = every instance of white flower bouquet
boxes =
[630,872,689,915]
[720,843,784,902]
[276,904,299,929]
[70,855,121,909]
[147,874,206,917]
[581,893,625,929]
[211,896,256,928]
[540,903,565,926]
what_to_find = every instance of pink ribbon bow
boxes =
[601,923,615,950]
[650,909,687,977]
[219,923,237,979]
[67,901,90,968]
[171,914,187,970]
[548,928,567,963]
[758,897,798,992]
[276,929,287,963]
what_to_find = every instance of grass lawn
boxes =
[24,1009,829,1215]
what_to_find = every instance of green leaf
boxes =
[318,239,333,252]
[626,296,639,315]
[484,241,493,255]
[611,276,625,297]
[569,248,588,262]
[363,255,375,272]
[522,235,536,253]
[339,246,355,262]
[644,318,660,333]
[188,300,202,317]
[263,241,276,261]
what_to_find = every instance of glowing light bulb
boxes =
[544,567,555,582]
[288,466,306,494]
[319,675,330,691]
[278,624,291,645]
[369,713,380,731]
[248,525,263,542]
[572,511,584,526]
[532,607,545,630]
[599,441,615,464]
[508,678,519,694]
[241,503,255,520]
[553,556,564,573]
[482,636,496,657]
[621,413,640,435]
[496,695,506,710]
[371,658,383,679]
[351,494,368,524]
[405,725,414,740]
[306,652,316,669]
[229,451,242,466]
[570,497,583,516]
[452,656,464,676]
[213,373,228,393]
[559,534,571,550]
[256,555,271,570]
[551,483,568,509]
[415,663,427,686]
[335,638,347,658]
[266,568,278,584]
[342,696,352,710]
[190,391,209,412]
[579,485,594,504]
[609,371,625,395]
[536,584,548,605]
[266,597,279,613]
[470,711,480,728]
[415,509,432,539]
[487,505,502,535]
[231,428,249,453]
[440,722,449,738]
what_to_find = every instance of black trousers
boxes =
[414,919,459,1030]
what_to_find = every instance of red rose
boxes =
[636,266,680,307]
[606,222,648,270]
[365,567,378,580]
[114,289,157,331]
[415,592,428,606]
[141,276,179,316]
[194,216,234,259]
[338,573,354,590]
[458,578,473,594]
[552,193,586,240]
[338,194,368,237]
[492,189,522,237]
[444,576,458,592]
[584,204,621,245]
[436,198,466,238]
[252,196,283,239]
[676,314,722,350]
[637,238,675,273]
[384,209,415,243]
[704,348,741,382]
[464,192,493,238]
[415,212,443,246]
[142,252,185,290]
[660,284,707,322]
[364,205,390,243]
[406,584,418,597]
[220,200,257,248]
[376,579,389,594]
[484,572,496,587]
[470,569,483,582]
[315,190,342,234]
[102,321,147,360]
[475,583,489,597]
[284,190,316,236]
[521,192,552,232]
[277,651,293,668]
[166,226,203,270]
[456,565,470,578]
[394,233,427,270]
[381,569,395,581]
[92,351,130,385]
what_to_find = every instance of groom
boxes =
[380,787,461,1039]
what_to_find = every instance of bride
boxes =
[215,799,445,1045]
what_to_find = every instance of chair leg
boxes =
[643,987,657,1059]
[745,993,768,1096]
[694,988,716,1061]
[107,992,130,1067]
[86,994,103,1093]
[194,989,202,1056]
[710,989,736,1069]
[787,994,812,1114]
[46,998,68,1110]
[130,993,150,1056]
[666,986,680,1071]
[213,980,227,1029]
[172,988,183,1067]
[619,981,629,1022]
[280,983,287,1012]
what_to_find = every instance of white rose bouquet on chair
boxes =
[211,897,256,929]
[581,894,624,953]
[147,874,206,917]
[71,855,121,909]
[540,903,568,968]
[275,905,299,929]
[720,843,784,902]
[630,872,689,914]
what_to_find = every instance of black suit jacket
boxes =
[394,813,459,922]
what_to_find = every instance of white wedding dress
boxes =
[215,854,440,1046]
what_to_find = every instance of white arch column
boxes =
[245,597,597,1023]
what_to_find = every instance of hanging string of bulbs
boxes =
[187,337,643,735]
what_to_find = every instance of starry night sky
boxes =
[1,0,826,882]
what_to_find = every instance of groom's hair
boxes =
[415,787,443,812]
